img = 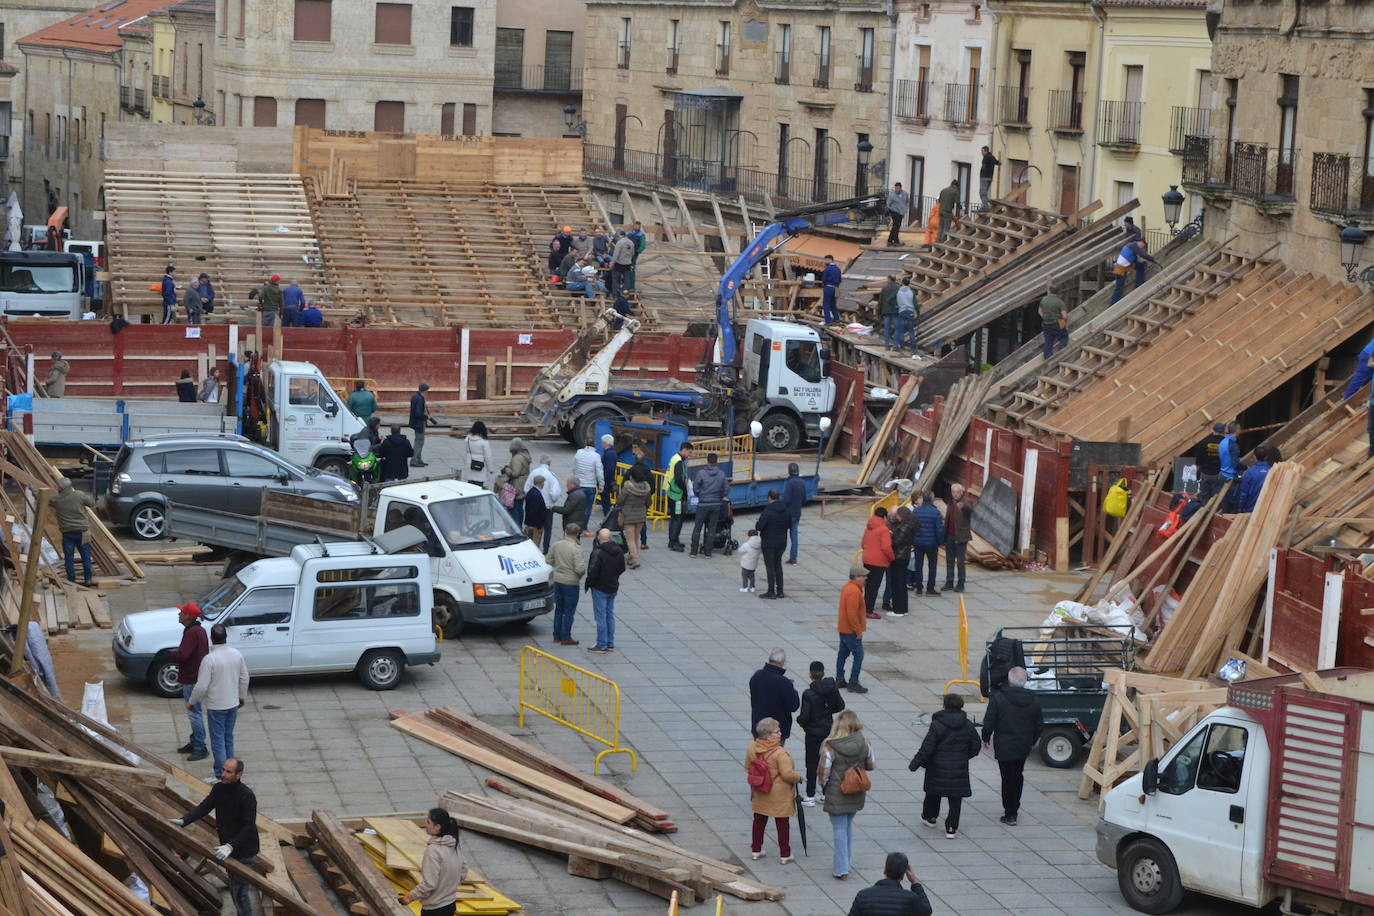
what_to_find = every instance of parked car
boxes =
[106,435,358,540]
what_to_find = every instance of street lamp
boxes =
[749,420,763,483]
[562,104,587,137]
[192,97,214,126]
[1341,219,1367,280]
[814,416,833,477]
[1161,185,1185,232]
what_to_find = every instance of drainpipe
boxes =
[987,3,1001,171]
[63,49,73,228]
[20,49,29,220]
[883,0,896,191]
[1088,1,1107,211]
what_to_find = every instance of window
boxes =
[813,127,829,200]
[954,161,972,211]
[666,19,680,73]
[462,103,476,136]
[225,587,294,627]
[382,502,445,557]
[252,96,277,127]
[776,24,790,84]
[1162,724,1247,795]
[545,30,573,90]
[916,45,931,116]
[315,566,418,582]
[618,17,631,69]
[218,0,226,36]
[1362,89,1374,210]
[496,28,524,87]
[374,100,405,132]
[777,122,789,187]
[1007,157,1028,194]
[449,6,473,46]
[428,495,524,549]
[785,340,823,383]
[374,2,412,45]
[295,98,326,128]
[293,0,331,41]
[857,28,874,91]
[237,0,245,37]
[287,376,333,407]
[313,582,421,621]
[161,449,222,476]
[716,21,730,75]
[0,23,5,59]
[223,450,286,479]
[441,102,455,135]
[816,26,831,87]
[907,155,924,221]
[1278,73,1299,192]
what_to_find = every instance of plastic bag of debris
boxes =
[1043,599,1091,629]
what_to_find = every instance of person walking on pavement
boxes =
[749,648,801,745]
[171,757,259,916]
[347,380,378,423]
[547,523,586,646]
[1039,287,1069,359]
[937,180,961,243]
[182,280,204,324]
[797,661,845,806]
[52,478,96,585]
[782,463,807,565]
[598,434,619,515]
[981,666,1044,826]
[616,465,651,569]
[690,452,729,557]
[409,383,432,467]
[756,489,790,598]
[585,528,626,653]
[172,603,210,762]
[665,443,691,551]
[399,808,468,915]
[835,566,870,694]
[877,276,901,349]
[979,146,1000,210]
[377,425,414,482]
[861,507,895,616]
[739,528,762,592]
[912,492,943,596]
[610,229,635,297]
[885,183,911,246]
[819,709,875,881]
[885,506,916,617]
[460,421,494,488]
[571,437,605,531]
[160,265,178,324]
[500,437,533,526]
[44,351,70,397]
[251,274,284,326]
[847,852,934,916]
[908,692,982,838]
[942,485,973,593]
[188,623,249,781]
[895,278,917,352]
[821,254,843,324]
[745,717,802,864]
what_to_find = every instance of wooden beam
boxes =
[11,488,50,675]
[0,747,165,787]
[309,810,411,916]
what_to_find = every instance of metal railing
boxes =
[1311,152,1374,216]
[997,85,1031,126]
[715,44,730,75]
[1181,135,1228,188]
[493,63,582,92]
[518,645,635,774]
[617,41,631,69]
[774,52,790,85]
[1048,89,1084,133]
[665,46,679,74]
[1231,142,1298,200]
[1169,106,1212,155]
[1097,100,1143,146]
[943,82,977,124]
[152,75,171,100]
[855,56,874,92]
[895,79,931,120]
[814,61,831,89]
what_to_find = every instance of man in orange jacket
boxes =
[836,565,870,694]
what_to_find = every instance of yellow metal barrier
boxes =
[327,376,379,399]
[518,644,637,773]
[613,461,669,529]
[688,433,754,457]
[943,596,984,699]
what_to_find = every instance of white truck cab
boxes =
[113,538,440,696]
[373,480,554,637]
[742,319,836,451]
[264,360,365,475]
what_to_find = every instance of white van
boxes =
[113,537,439,696]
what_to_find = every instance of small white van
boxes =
[113,537,440,696]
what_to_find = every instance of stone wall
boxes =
[102,123,295,173]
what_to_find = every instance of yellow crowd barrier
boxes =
[943,596,984,699]
[688,433,754,457]
[518,644,636,773]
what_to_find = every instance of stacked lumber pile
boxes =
[909,372,995,490]
[390,706,673,833]
[854,376,919,486]
[123,544,215,566]
[353,816,521,914]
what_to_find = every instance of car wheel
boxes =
[314,455,350,478]
[357,649,405,690]
[1118,838,1185,915]
[433,593,464,639]
[573,408,620,450]
[1038,727,1083,768]
[147,653,182,698]
[130,502,166,540]
[760,413,801,452]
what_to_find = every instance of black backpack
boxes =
[981,635,1027,695]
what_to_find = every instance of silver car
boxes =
[106,435,359,540]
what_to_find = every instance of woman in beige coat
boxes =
[399,807,467,915]
[617,464,652,568]
[744,717,802,864]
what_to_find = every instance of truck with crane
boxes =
[523,196,883,451]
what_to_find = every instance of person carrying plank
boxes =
[171,757,259,915]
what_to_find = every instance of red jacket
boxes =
[171,623,209,684]
[860,516,895,568]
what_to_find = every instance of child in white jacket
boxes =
[738,530,762,592]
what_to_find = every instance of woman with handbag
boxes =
[907,693,982,839]
[462,421,494,489]
[745,717,802,864]
[818,709,875,880]
[616,464,651,569]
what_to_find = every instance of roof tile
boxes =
[18,0,175,54]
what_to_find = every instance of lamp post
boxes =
[814,416,833,477]
[192,97,213,126]
[562,104,587,138]
[749,420,763,483]
[1341,219,1367,281]
[857,139,874,196]
[1162,185,1185,233]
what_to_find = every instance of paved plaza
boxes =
[60,436,1256,915]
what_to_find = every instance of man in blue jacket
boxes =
[749,647,800,745]
[782,463,807,565]
[1219,421,1241,512]
[911,492,943,596]
[1344,336,1374,457]
[160,265,177,324]
[820,255,843,324]
[1238,445,1274,513]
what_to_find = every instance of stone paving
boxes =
[65,436,1257,915]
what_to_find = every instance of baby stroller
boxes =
[712,499,738,556]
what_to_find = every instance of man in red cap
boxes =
[250,274,284,327]
[172,602,210,761]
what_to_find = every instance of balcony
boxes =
[997,85,1031,128]
[152,75,171,100]
[616,42,631,70]
[895,78,931,121]
[133,88,147,114]
[1048,89,1084,134]
[854,56,874,92]
[1181,135,1228,189]
[665,46,679,74]
[1097,100,1143,147]
[493,63,582,93]
[814,61,830,89]
[119,85,132,111]
[1310,152,1374,217]
[1169,106,1212,155]
[774,52,790,85]
[1231,141,1297,201]
[943,82,978,125]
[715,44,730,76]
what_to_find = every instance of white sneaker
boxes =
[739,587,749,592]
[801,795,817,807]
[749,587,756,592]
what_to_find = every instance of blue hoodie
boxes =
[1238,461,1271,513]
[1219,434,1240,480]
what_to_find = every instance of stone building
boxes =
[580,0,894,208]
[1187,0,1374,282]
[151,0,216,125]
[212,0,497,134]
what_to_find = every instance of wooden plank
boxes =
[280,846,340,915]
[0,746,166,787]
[309,811,410,916]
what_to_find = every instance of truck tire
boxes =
[433,593,464,639]
[147,653,182,698]
[573,407,621,450]
[1118,837,1184,914]
[759,413,801,452]
[357,649,405,690]
[314,455,350,478]
[130,502,167,540]
[1038,726,1083,768]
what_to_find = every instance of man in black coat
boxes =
[172,757,259,915]
[376,425,413,482]
[908,693,982,838]
[797,660,845,803]
[981,666,1044,825]
[755,488,790,599]
[848,852,933,916]
[749,647,800,744]
[585,529,625,653]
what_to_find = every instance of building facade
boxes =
[491,0,585,137]
[151,0,215,125]
[581,0,894,209]
[212,0,497,135]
